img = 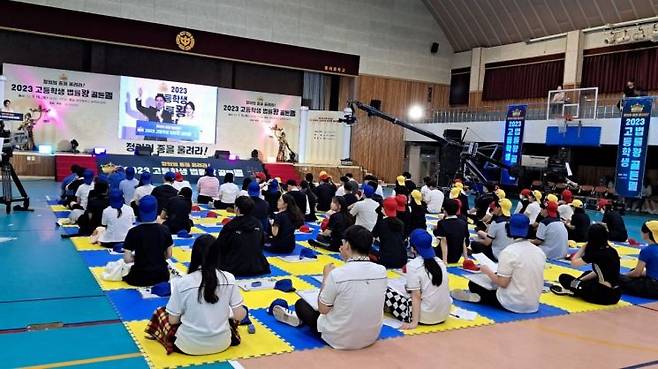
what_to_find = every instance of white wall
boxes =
[405,119,658,146]
[13,0,453,84]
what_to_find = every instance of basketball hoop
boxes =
[558,113,572,134]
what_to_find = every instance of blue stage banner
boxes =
[96,154,263,184]
[615,97,652,198]
[135,121,200,141]
[500,104,527,186]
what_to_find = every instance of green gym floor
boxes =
[2,180,658,369]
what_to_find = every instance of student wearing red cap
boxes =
[620,221,658,298]
[532,201,568,259]
[383,229,451,329]
[433,199,469,264]
[371,197,407,268]
[557,189,574,222]
[550,224,621,305]
[515,189,533,215]
[395,194,411,237]
[599,199,628,242]
[316,173,336,212]
[172,172,191,192]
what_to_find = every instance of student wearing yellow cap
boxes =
[525,190,543,223]
[393,175,410,197]
[470,198,514,261]
[619,221,658,298]
[565,199,590,242]
[408,190,427,232]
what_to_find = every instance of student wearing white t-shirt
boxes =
[275,225,387,350]
[533,201,569,259]
[425,181,444,214]
[384,229,451,329]
[74,170,95,210]
[524,190,543,224]
[349,185,379,232]
[119,167,139,205]
[98,190,135,248]
[146,235,247,355]
[172,172,192,192]
[216,173,240,209]
[420,176,431,202]
[470,198,514,261]
[452,214,546,313]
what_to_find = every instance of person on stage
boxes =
[135,88,174,123]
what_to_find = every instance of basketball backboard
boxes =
[547,87,598,121]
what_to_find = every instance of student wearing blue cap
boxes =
[98,189,135,248]
[452,214,546,313]
[119,167,139,205]
[384,229,451,329]
[151,172,179,215]
[248,181,270,234]
[122,195,173,286]
[131,171,154,221]
[71,169,95,210]
[146,234,246,355]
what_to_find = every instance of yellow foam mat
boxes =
[209,209,235,217]
[402,312,494,336]
[241,276,316,309]
[50,205,68,211]
[192,217,224,225]
[172,247,192,263]
[612,245,641,256]
[72,237,106,251]
[267,255,344,276]
[190,227,205,234]
[448,274,473,290]
[126,318,292,369]
[90,267,140,291]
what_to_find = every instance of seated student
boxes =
[131,171,154,221]
[63,179,110,238]
[349,185,379,232]
[197,167,219,205]
[342,182,359,208]
[395,194,411,236]
[160,187,193,234]
[108,167,126,191]
[146,234,247,355]
[565,199,590,242]
[599,199,628,242]
[122,195,173,287]
[278,225,387,350]
[470,198,514,262]
[532,201,568,259]
[98,189,135,248]
[420,176,431,202]
[558,189,574,222]
[551,224,621,305]
[454,182,470,216]
[384,229,451,329]
[316,173,337,212]
[393,175,410,197]
[72,169,95,210]
[452,214,546,313]
[216,196,271,277]
[286,179,310,217]
[248,181,270,234]
[151,172,179,215]
[238,177,252,198]
[425,180,444,214]
[371,197,407,269]
[408,190,427,232]
[264,179,282,218]
[60,164,82,203]
[172,172,192,192]
[266,193,304,254]
[433,199,469,264]
[335,176,350,197]
[524,190,543,224]
[366,178,384,204]
[620,221,658,299]
[216,173,240,210]
[119,167,139,205]
[309,197,354,252]
[301,180,317,222]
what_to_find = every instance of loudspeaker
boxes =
[443,129,463,143]
[430,42,439,54]
[214,150,230,160]
[135,146,152,156]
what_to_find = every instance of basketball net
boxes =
[558,113,573,134]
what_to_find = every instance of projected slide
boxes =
[118,76,217,144]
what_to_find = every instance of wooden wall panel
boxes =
[350,75,449,182]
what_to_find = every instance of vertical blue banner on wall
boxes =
[500,104,527,186]
[615,97,652,198]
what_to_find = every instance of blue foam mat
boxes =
[105,289,168,321]
[79,250,123,267]
[234,264,289,279]
[297,275,323,289]
[54,210,71,218]
[452,299,568,323]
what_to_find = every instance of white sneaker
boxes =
[273,305,302,327]
[450,289,482,303]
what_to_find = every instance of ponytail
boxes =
[423,257,443,287]
[117,207,122,218]
[188,234,222,304]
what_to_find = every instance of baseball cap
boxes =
[562,189,573,203]
[546,201,559,218]
[454,181,464,189]
[644,220,658,242]
[175,172,184,182]
[255,172,266,181]
[520,188,532,198]
[495,188,506,199]
[449,187,460,199]
[363,184,374,198]
[383,197,398,217]
[546,193,559,203]
[570,199,584,208]
[125,167,135,180]
[411,190,422,205]
[138,195,158,222]
[597,198,611,210]
[319,171,329,180]
[164,172,176,182]
[248,181,261,197]
[532,190,543,202]
[395,194,407,211]
[83,169,94,185]
[410,229,435,259]
[508,213,530,238]
[139,171,152,185]
[497,198,512,217]
[109,189,124,210]
[396,175,406,186]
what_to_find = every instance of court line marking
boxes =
[18,352,143,369]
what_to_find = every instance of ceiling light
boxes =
[408,105,424,121]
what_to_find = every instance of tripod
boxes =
[1,153,32,214]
